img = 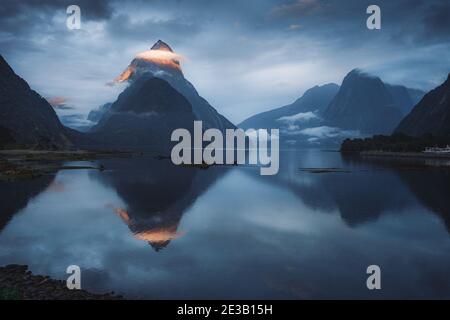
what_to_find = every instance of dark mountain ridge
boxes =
[395,73,450,137]
[323,69,404,135]
[91,76,196,151]
[0,55,73,149]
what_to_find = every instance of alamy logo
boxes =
[171,121,279,175]
[366,5,381,30]
[66,5,81,30]
[366,265,381,290]
[66,265,81,290]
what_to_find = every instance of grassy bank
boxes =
[0,149,136,180]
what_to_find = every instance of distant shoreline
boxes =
[0,149,137,180]
[358,150,450,159]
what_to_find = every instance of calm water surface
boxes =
[0,149,449,299]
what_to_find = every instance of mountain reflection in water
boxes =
[92,157,226,251]
[0,150,449,299]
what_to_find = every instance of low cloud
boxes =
[296,126,360,139]
[277,111,319,124]
[47,97,75,110]
[58,114,93,131]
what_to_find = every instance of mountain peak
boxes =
[302,83,339,97]
[150,40,173,52]
[346,68,372,79]
[342,69,381,86]
[0,54,19,81]
[348,68,363,75]
[324,69,403,135]
[115,41,182,83]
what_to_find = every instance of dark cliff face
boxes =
[395,73,450,137]
[152,72,235,131]
[323,69,404,135]
[91,77,196,151]
[239,83,339,130]
[0,55,72,150]
[385,84,425,116]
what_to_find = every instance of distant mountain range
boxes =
[239,68,425,146]
[323,69,421,135]
[239,83,339,130]
[396,73,450,137]
[2,46,448,152]
[0,55,73,149]
[341,72,450,153]
[0,41,235,151]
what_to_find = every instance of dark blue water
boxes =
[0,150,449,299]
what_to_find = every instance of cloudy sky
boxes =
[0,0,449,124]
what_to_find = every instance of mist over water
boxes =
[0,150,449,299]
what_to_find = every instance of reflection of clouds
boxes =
[46,180,66,193]
[0,169,130,278]
[243,195,342,235]
[0,157,450,298]
[198,169,450,298]
[47,97,69,108]
[58,114,95,131]
[219,170,343,236]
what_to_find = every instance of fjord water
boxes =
[0,150,449,299]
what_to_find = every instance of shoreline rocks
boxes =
[0,264,122,300]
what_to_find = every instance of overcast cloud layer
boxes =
[0,0,449,123]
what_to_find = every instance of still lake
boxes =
[0,149,449,299]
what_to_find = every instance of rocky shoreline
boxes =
[0,264,122,300]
